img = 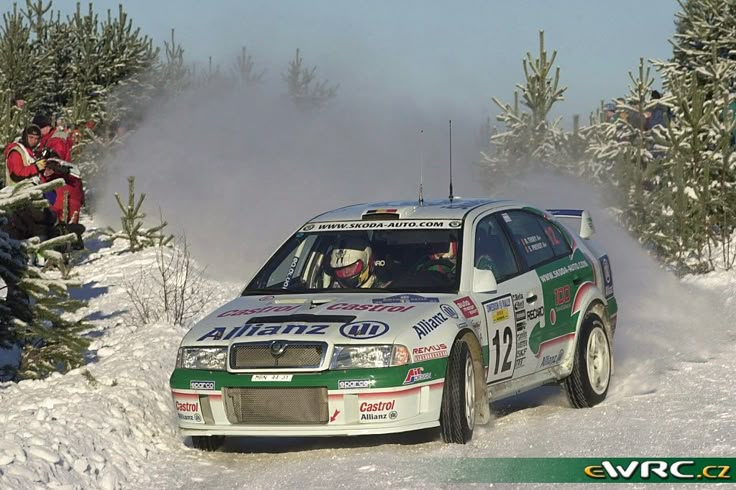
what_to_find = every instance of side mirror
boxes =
[472,267,498,294]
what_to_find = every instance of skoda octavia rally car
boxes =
[170,199,618,450]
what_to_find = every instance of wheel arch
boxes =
[563,294,615,377]
[452,327,491,425]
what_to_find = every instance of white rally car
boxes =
[170,199,617,450]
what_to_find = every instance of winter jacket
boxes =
[646,104,671,130]
[4,142,39,185]
[39,127,73,162]
[40,164,84,224]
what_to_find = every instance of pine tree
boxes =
[481,31,566,182]
[645,0,736,270]
[672,0,736,71]
[157,28,192,97]
[0,180,89,381]
[106,176,173,252]
[232,45,265,88]
[648,52,736,271]
[0,3,35,111]
[283,48,338,110]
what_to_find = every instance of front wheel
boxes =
[440,340,476,444]
[191,435,224,451]
[563,315,611,408]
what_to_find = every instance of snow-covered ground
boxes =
[1,212,735,489]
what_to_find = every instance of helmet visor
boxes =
[333,259,365,281]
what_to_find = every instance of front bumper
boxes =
[170,360,446,437]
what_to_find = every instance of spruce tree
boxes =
[480,31,566,182]
[157,28,192,97]
[648,0,736,270]
[0,3,35,110]
[232,45,265,88]
[0,180,89,381]
[106,176,173,252]
[283,48,338,110]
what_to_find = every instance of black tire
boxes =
[563,315,611,408]
[191,435,224,451]
[440,340,476,444]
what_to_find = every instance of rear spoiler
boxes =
[546,209,595,239]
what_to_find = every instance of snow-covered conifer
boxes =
[0,180,89,380]
[106,176,173,252]
[481,31,566,183]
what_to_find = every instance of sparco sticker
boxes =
[338,379,372,389]
[190,380,215,390]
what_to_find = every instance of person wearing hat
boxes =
[32,114,72,163]
[3,124,46,185]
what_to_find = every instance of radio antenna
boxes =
[418,129,424,206]
[448,119,454,202]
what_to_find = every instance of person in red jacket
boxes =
[32,114,73,163]
[4,124,46,185]
[38,151,84,224]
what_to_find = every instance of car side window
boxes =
[538,218,572,257]
[500,211,555,269]
[474,214,519,282]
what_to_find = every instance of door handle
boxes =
[526,292,537,304]
[572,276,582,285]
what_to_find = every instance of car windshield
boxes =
[245,223,462,294]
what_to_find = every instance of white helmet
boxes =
[329,237,374,288]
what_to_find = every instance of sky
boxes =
[50,0,681,122]
[37,0,685,279]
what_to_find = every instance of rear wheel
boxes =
[191,435,224,451]
[440,340,475,444]
[563,315,611,408]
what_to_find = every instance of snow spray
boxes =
[93,82,483,279]
[499,171,734,400]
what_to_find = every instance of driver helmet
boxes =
[330,237,375,288]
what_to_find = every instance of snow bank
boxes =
[0,226,239,489]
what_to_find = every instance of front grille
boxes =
[230,342,325,369]
[223,387,328,424]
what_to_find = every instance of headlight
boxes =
[330,345,410,369]
[176,347,228,370]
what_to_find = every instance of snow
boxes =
[1,211,735,489]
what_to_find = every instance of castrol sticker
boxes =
[173,392,204,424]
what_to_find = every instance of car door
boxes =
[472,213,540,384]
[500,210,580,372]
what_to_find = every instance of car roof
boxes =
[309,198,524,222]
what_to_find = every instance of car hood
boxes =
[182,292,466,347]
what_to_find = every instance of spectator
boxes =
[38,150,84,225]
[32,114,73,162]
[2,125,57,241]
[646,90,672,130]
[4,124,45,185]
[603,102,617,122]
[10,94,25,110]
